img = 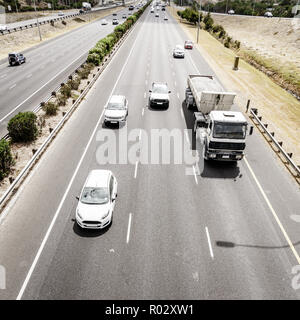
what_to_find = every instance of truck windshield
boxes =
[213,122,247,139]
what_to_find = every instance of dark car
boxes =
[128,5,134,10]
[113,13,117,16]
[79,9,84,14]
[8,53,26,66]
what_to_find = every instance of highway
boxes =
[0,5,300,300]
[0,4,138,137]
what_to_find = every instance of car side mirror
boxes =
[249,126,253,135]
[168,91,171,93]
[149,90,152,92]
[76,196,79,200]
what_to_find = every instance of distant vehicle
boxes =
[8,53,26,66]
[58,11,65,16]
[155,12,159,17]
[0,24,8,31]
[104,95,128,126]
[162,6,165,11]
[122,14,127,19]
[79,9,84,14]
[82,2,92,11]
[264,11,273,17]
[184,40,193,49]
[173,45,184,58]
[151,8,154,13]
[112,18,119,25]
[164,15,168,20]
[101,19,108,25]
[186,74,252,161]
[129,5,134,10]
[75,170,118,229]
[113,13,117,16]
[228,9,235,14]
[149,82,171,108]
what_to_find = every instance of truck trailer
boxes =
[185,75,252,161]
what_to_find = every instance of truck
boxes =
[185,75,252,161]
[82,2,92,11]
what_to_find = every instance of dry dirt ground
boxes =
[211,13,300,73]
[0,7,121,60]
[3,9,78,24]
[169,6,300,170]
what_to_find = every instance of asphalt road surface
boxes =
[0,2,139,137]
[0,6,299,300]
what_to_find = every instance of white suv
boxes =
[149,82,171,108]
[104,95,128,126]
[76,170,118,229]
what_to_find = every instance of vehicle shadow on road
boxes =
[72,220,111,238]
[181,101,197,150]
[216,240,300,250]
[199,159,241,180]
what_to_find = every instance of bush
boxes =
[203,13,214,31]
[68,78,81,90]
[212,24,223,33]
[234,40,241,49]
[224,41,230,48]
[219,29,226,39]
[7,112,38,143]
[60,84,72,98]
[0,139,13,181]
[43,101,58,116]
[57,94,67,106]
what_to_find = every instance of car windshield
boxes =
[80,187,109,205]
[175,45,183,50]
[152,84,168,94]
[107,102,125,109]
[213,122,247,139]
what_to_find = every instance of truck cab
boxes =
[195,111,248,161]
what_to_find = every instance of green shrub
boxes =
[57,94,67,106]
[7,112,38,143]
[0,139,13,181]
[203,13,214,31]
[60,84,72,98]
[224,41,230,48]
[219,29,226,39]
[43,101,58,116]
[234,40,241,49]
[68,78,81,90]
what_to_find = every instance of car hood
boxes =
[77,201,110,221]
[150,93,169,100]
[174,49,184,54]
[105,109,127,118]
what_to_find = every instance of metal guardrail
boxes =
[249,107,300,179]
[0,11,142,209]
[0,4,120,36]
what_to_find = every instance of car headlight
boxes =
[209,153,216,158]
[102,211,110,219]
[76,209,83,220]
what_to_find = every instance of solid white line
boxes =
[0,50,88,124]
[142,108,145,116]
[134,160,139,179]
[244,157,300,264]
[126,213,132,244]
[180,108,184,118]
[9,84,16,90]
[193,165,198,185]
[205,227,214,259]
[16,21,143,300]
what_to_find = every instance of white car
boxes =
[0,24,8,31]
[173,45,184,58]
[76,170,118,229]
[58,11,65,16]
[164,15,168,20]
[104,95,128,126]
[155,12,159,17]
[228,10,235,15]
[101,19,108,25]
[151,8,154,13]
[149,82,171,108]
